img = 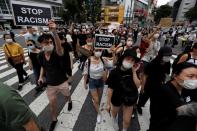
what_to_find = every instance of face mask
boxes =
[182,80,197,90]
[154,33,159,39]
[126,41,133,47]
[43,44,54,52]
[95,51,102,57]
[107,60,113,68]
[32,32,37,35]
[6,39,13,43]
[87,42,92,46]
[122,60,133,69]
[82,29,86,32]
[28,45,35,50]
[163,56,171,62]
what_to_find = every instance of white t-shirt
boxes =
[66,34,73,43]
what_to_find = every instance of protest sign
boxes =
[11,2,52,26]
[159,18,173,27]
[94,34,115,49]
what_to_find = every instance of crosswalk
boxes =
[0,48,177,131]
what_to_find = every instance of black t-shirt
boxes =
[28,52,41,71]
[144,61,171,89]
[149,81,188,131]
[106,67,138,97]
[72,34,78,44]
[77,34,87,46]
[38,51,68,86]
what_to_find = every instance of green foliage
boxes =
[185,6,197,21]
[59,0,101,23]
[154,5,172,23]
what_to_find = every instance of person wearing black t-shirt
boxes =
[147,62,197,131]
[37,20,72,131]
[137,47,172,114]
[77,25,88,46]
[26,39,44,92]
[106,49,141,131]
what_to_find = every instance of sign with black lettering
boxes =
[94,34,115,49]
[11,3,51,26]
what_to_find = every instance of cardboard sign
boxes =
[159,18,173,27]
[94,34,115,49]
[11,3,52,26]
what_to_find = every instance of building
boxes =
[101,0,124,23]
[0,0,63,29]
[176,0,197,21]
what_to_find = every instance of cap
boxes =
[158,46,172,56]
[122,49,140,62]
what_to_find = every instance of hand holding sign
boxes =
[48,19,56,32]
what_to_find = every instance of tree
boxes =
[185,6,197,22]
[154,5,172,24]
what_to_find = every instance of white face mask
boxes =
[6,39,13,43]
[87,42,92,46]
[107,60,113,68]
[28,45,35,50]
[82,29,86,32]
[182,80,197,90]
[154,33,159,39]
[122,60,133,69]
[95,51,102,57]
[43,44,54,52]
[126,41,133,47]
[163,56,171,62]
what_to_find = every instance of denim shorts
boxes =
[89,78,104,91]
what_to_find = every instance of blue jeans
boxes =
[88,78,104,91]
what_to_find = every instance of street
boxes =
[0,35,182,131]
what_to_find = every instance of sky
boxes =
[157,0,171,6]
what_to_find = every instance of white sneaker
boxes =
[97,114,102,124]
[112,117,119,131]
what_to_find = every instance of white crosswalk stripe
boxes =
[0,48,178,131]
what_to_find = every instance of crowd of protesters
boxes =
[1,20,197,131]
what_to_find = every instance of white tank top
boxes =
[89,60,104,79]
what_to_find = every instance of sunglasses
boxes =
[27,44,33,46]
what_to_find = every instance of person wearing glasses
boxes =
[26,39,44,92]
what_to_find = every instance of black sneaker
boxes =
[18,84,23,90]
[49,120,58,131]
[68,101,72,111]
[137,106,143,115]
[24,75,29,81]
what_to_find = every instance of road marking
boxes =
[0,64,9,71]
[54,77,89,131]
[18,82,36,97]
[0,59,29,79]
[138,100,150,131]
[3,70,33,86]
[0,54,28,64]
[0,52,28,60]
[29,63,79,116]
[94,85,114,131]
